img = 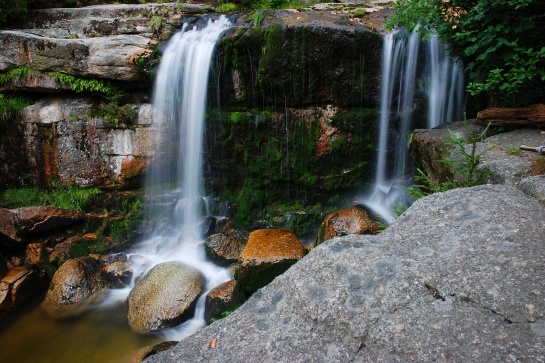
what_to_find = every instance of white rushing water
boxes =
[106,15,233,340]
[364,29,465,223]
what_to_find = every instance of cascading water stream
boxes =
[126,15,232,340]
[364,28,465,223]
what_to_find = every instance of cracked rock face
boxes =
[143,185,545,362]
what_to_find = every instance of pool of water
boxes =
[0,299,161,363]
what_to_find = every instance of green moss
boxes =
[218,24,382,108]
[208,107,377,229]
[0,185,102,212]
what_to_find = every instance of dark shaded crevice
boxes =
[456,294,514,324]
[424,283,445,301]
[347,317,380,363]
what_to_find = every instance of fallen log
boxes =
[476,103,545,127]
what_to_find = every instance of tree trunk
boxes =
[476,103,545,127]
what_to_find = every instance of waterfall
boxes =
[364,29,465,223]
[128,15,232,340]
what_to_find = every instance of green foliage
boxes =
[441,122,496,187]
[0,93,32,124]
[402,121,496,213]
[388,0,545,107]
[0,66,117,96]
[351,8,367,18]
[1,185,102,212]
[49,71,115,94]
[217,2,238,12]
[89,101,138,126]
[251,10,264,26]
[505,145,522,155]
[150,15,165,34]
[108,197,143,242]
[0,66,33,84]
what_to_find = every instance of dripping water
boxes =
[364,28,465,223]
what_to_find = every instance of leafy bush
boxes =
[388,0,545,107]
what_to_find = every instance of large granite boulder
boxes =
[205,229,249,266]
[127,261,204,334]
[143,185,545,362]
[43,256,109,318]
[315,205,380,246]
[0,265,45,310]
[234,228,304,294]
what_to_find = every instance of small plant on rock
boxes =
[404,119,496,207]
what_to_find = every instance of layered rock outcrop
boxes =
[144,185,545,362]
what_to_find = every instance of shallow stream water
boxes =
[0,299,160,363]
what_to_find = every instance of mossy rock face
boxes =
[216,14,382,109]
[127,261,204,334]
[205,107,377,228]
[234,228,304,294]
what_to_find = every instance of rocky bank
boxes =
[144,184,545,362]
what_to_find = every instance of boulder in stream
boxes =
[205,229,249,266]
[234,228,304,294]
[315,205,380,246]
[127,261,204,334]
[43,256,109,318]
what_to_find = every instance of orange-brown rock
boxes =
[315,205,380,246]
[24,243,48,265]
[0,266,45,310]
[204,279,246,324]
[235,228,304,294]
[49,233,98,266]
[15,206,84,235]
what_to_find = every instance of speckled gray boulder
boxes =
[127,261,204,334]
[143,185,545,362]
